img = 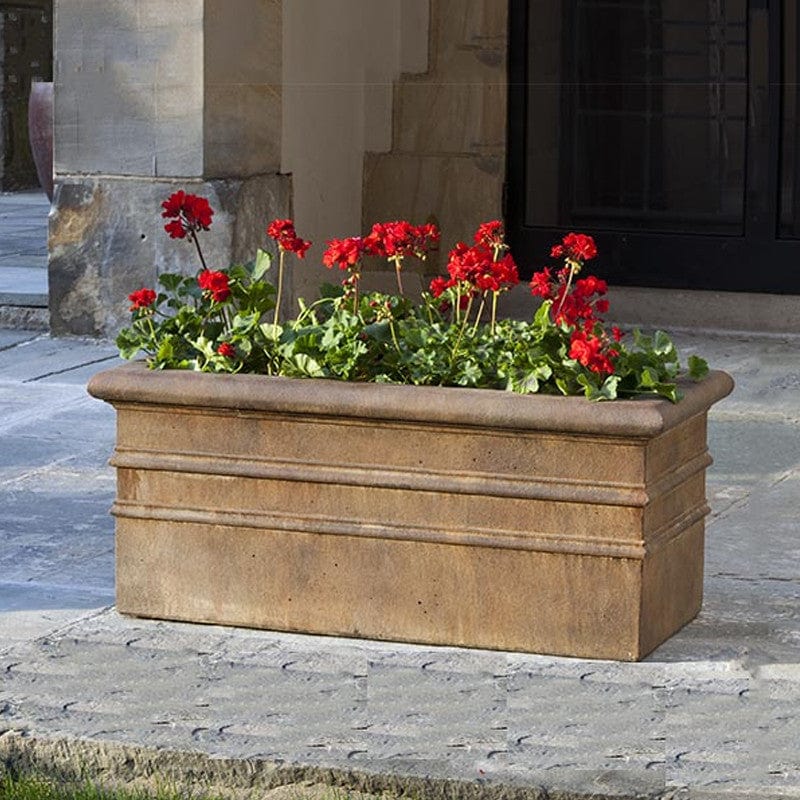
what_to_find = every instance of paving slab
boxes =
[0,330,798,800]
[0,330,38,350]
[0,335,119,382]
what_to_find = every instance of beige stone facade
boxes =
[49,0,508,335]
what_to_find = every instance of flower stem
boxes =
[190,229,208,273]
[274,249,285,326]
[491,291,499,336]
[389,319,401,353]
[554,259,578,321]
[392,256,404,296]
[471,294,487,336]
[450,295,473,369]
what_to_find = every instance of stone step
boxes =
[0,303,49,331]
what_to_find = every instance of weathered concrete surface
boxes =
[0,191,49,329]
[48,174,292,338]
[0,331,799,799]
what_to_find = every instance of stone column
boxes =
[50,0,291,337]
[280,0,429,300]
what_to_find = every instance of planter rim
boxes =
[88,362,733,437]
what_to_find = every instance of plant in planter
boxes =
[117,193,708,401]
[89,191,733,661]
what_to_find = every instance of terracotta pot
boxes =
[28,80,54,201]
[88,365,733,661]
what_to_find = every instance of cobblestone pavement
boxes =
[0,330,798,800]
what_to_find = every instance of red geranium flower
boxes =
[161,191,214,239]
[217,342,236,358]
[529,268,554,300]
[198,269,230,302]
[569,329,618,375]
[561,232,597,262]
[128,287,157,310]
[364,221,439,260]
[474,220,505,249]
[322,237,366,270]
[429,275,451,298]
[267,219,311,258]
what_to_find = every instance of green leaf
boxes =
[260,322,282,342]
[598,374,620,400]
[653,330,676,357]
[653,382,680,403]
[115,328,143,360]
[363,321,392,343]
[533,300,553,327]
[292,353,325,377]
[253,248,272,281]
[555,376,570,396]
[640,366,659,388]
[517,373,539,394]
[687,354,709,381]
[156,338,175,363]
[158,272,184,292]
[233,312,260,330]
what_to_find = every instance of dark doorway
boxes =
[507,0,800,294]
[0,1,53,191]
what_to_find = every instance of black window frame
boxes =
[506,0,800,295]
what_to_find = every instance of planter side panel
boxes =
[115,406,649,493]
[639,520,705,656]
[115,517,645,660]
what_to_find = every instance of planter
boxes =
[88,364,733,661]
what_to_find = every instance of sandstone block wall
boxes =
[51,0,290,337]
[363,0,508,279]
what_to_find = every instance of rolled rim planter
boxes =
[88,363,733,661]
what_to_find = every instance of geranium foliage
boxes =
[117,191,708,401]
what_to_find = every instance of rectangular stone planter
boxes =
[88,364,733,661]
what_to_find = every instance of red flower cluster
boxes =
[217,342,236,358]
[161,191,214,239]
[364,221,439,260]
[198,269,231,302]
[569,329,618,375]
[530,234,607,328]
[430,240,519,298]
[267,219,311,258]
[531,233,620,375]
[531,269,610,328]
[550,232,597,262]
[474,220,506,250]
[322,237,366,271]
[128,287,156,310]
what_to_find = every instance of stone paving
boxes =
[0,330,798,799]
[0,192,49,329]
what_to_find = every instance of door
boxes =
[507,0,800,294]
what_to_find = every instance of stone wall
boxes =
[50,0,290,337]
[49,174,290,337]
[362,0,508,285]
[281,0,429,300]
[49,0,509,336]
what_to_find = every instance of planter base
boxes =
[89,364,733,661]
